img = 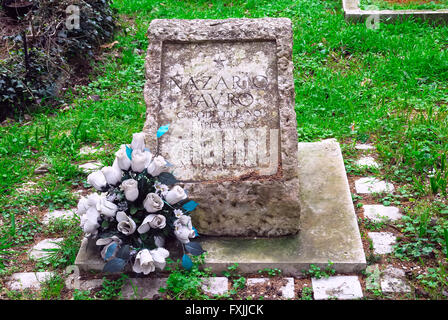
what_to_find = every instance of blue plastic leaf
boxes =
[182,254,193,270]
[157,124,170,138]
[192,227,199,237]
[126,145,132,160]
[104,243,117,261]
[103,258,127,273]
[185,242,204,256]
[182,200,198,212]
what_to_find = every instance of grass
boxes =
[0,0,447,299]
[360,0,448,10]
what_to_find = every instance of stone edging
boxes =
[343,0,448,23]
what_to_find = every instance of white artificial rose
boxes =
[80,207,100,236]
[115,144,131,171]
[77,196,89,216]
[150,247,169,270]
[96,236,122,260]
[147,156,168,177]
[131,149,152,173]
[96,195,118,218]
[120,179,139,202]
[116,211,137,235]
[87,170,107,191]
[165,185,187,205]
[173,215,195,244]
[87,193,101,207]
[132,249,155,275]
[143,193,164,213]
[131,132,146,151]
[137,214,166,234]
[101,160,122,186]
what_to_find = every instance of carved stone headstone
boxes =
[144,18,300,237]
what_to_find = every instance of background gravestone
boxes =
[143,18,300,237]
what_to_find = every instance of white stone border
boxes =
[343,0,448,23]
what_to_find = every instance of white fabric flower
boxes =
[165,185,187,205]
[96,195,118,218]
[173,209,184,218]
[137,214,166,234]
[132,249,155,275]
[96,236,122,260]
[143,193,164,213]
[101,160,122,186]
[174,215,195,244]
[115,144,131,171]
[131,149,152,173]
[116,211,137,235]
[147,156,168,177]
[150,247,169,270]
[87,170,107,191]
[77,196,89,216]
[120,179,139,202]
[131,132,146,151]
[80,207,100,236]
[154,181,169,196]
[87,193,101,207]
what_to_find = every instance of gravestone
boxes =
[143,18,300,237]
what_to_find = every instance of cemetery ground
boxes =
[0,0,447,300]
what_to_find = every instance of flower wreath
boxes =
[77,128,203,274]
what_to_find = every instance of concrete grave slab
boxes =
[28,238,64,260]
[363,205,402,222]
[355,177,394,194]
[312,275,363,300]
[79,146,104,155]
[75,139,367,276]
[79,161,102,173]
[7,272,54,291]
[355,156,379,168]
[355,143,375,150]
[368,232,396,255]
[246,277,295,299]
[201,277,229,296]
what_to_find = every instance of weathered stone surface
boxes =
[368,232,396,255]
[311,276,363,300]
[121,278,167,300]
[79,146,104,155]
[380,266,411,293]
[355,144,375,150]
[143,18,300,237]
[355,156,379,168]
[75,139,366,275]
[7,272,54,290]
[28,238,64,260]
[201,277,229,296]
[200,139,366,275]
[43,209,77,225]
[363,205,402,222]
[79,161,102,173]
[355,177,394,194]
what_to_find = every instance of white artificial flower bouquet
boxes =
[77,129,203,274]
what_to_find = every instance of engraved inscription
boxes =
[158,41,280,181]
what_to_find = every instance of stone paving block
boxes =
[363,205,402,222]
[366,264,381,291]
[121,278,167,300]
[43,209,77,225]
[201,277,229,296]
[28,238,64,260]
[312,275,363,300]
[80,146,104,155]
[381,266,411,293]
[355,157,379,168]
[246,277,295,299]
[7,272,54,291]
[368,232,396,255]
[355,177,394,194]
[355,144,375,150]
[79,161,102,173]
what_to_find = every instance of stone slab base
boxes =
[75,139,366,275]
